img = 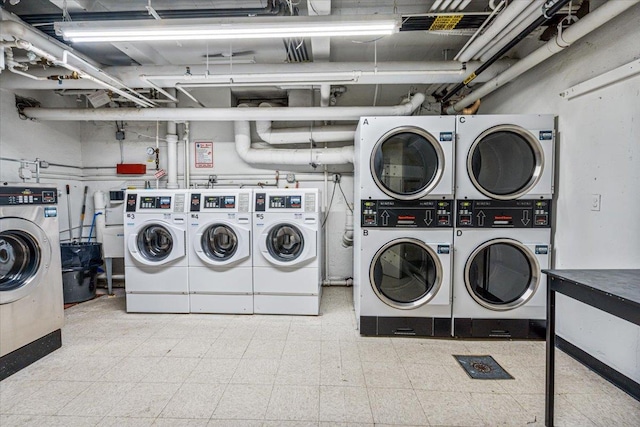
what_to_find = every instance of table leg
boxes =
[545,278,556,426]
[105,257,113,295]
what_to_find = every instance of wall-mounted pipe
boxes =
[234,121,354,166]
[23,93,426,122]
[446,0,640,114]
[342,206,354,248]
[320,84,331,107]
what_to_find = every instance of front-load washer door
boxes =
[128,221,185,266]
[259,222,316,267]
[0,218,52,304]
[195,222,250,266]
[369,238,443,309]
[371,127,445,200]
[467,125,544,200]
[464,238,540,311]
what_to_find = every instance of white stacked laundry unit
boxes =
[453,114,555,338]
[252,188,322,315]
[353,116,456,337]
[188,189,253,314]
[124,190,189,313]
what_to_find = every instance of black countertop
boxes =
[543,269,640,306]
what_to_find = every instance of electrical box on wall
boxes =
[116,164,146,175]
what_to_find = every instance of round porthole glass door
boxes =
[201,224,238,262]
[369,238,442,309]
[0,230,41,293]
[137,224,174,261]
[468,125,544,200]
[464,239,540,311]
[266,224,304,262]
[371,127,444,200]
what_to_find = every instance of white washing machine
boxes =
[0,185,64,380]
[124,189,189,313]
[354,199,454,337]
[455,114,555,200]
[188,189,253,314]
[453,199,552,339]
[354,115,455,201]
[252,188,322,315]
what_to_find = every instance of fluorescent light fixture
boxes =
[55,15,400,43]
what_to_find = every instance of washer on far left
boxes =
[124,189,189,313]
[0,184,64,380]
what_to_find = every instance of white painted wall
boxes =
[480,6,640,381]
[0,88,84,241]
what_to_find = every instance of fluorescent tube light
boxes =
[55,15,400,43]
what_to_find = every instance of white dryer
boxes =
[253,188,322,315]
[354,199,454,337]
[124,190,189,313]
[0,185,64,380]
[453,199,552,339]
[354,116,455,201]
[188,189,253,314]
[455,114,555,200]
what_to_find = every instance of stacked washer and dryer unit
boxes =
[354,116,456,337]
[453,114,554,339]
[354,114,555,339]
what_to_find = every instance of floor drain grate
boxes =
[453,355,514,380]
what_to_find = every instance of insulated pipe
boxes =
[166,89,179,189]
[456,0,530,62]
[184,122,191,188]
[342,206,354,248]
[234,120,354,165]
[255,102,357,144]
[447,0,640,114]
[477,1,546,62]
[93,191,106,246]
[0,15,155,107]
[24,93,426,122]
[320,84,331,107]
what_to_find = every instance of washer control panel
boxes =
[0,186,57,205]
[361,199,453,228]
[456,199,552,228]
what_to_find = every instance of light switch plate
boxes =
[591,194,601,211]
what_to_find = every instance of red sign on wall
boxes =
[194,141,213,168]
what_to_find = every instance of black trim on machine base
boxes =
[556,336,640,401]
[360,316,451,337]
[0,329,62,381]
[454,318,546,339]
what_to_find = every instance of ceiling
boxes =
[0,0,587,107]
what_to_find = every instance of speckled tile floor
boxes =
[1,287,638,426]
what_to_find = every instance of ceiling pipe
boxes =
[442,0,572,103]
[447,0,640,114]
[234,120,354,166]
[0,60,515,89]
[23,93,426,122]
[0,13,156,107]
[476,1,547,62]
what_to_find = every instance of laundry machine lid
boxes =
[467,125,544,200]
[464,238,540,311]
[128,221,185,265]
[369,238,442,309]
[370,127,445,200]
[0,218,52,304]
[260,222,316,266]
[195,222,250,266]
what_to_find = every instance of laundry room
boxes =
[0,1,639,426]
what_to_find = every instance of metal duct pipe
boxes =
[234,120,354,165]
[23,93,426,122]
[447,0,640,113]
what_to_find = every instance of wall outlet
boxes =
[591,194,601,211]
